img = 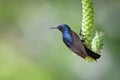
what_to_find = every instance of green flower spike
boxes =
[81,0,104,62]
[81,0,94,49]
[92,31,104,53]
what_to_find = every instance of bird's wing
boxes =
[70,31,88,58]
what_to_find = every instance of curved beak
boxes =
[49,27,58,29]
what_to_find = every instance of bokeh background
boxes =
[0,0,120,80]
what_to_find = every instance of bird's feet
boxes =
[79,29,85,43]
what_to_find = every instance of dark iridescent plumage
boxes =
[50,24,101,61]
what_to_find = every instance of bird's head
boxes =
[50,24,71,32]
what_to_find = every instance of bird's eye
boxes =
[58,26,62,30]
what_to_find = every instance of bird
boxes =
[50,24,101,61]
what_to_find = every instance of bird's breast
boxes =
[62,32,73,47]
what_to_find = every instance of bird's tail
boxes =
[84,45,101,61]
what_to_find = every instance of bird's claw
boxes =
[79,29,85,42]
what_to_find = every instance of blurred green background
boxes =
[0,0,120,80]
